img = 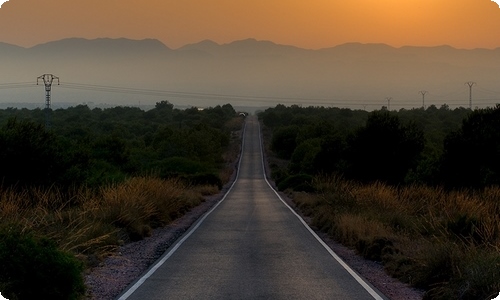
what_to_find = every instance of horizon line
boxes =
[2,37,500,51]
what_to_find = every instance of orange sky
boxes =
[1,0,500,49]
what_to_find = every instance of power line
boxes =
[1,79,499,110]
[0,82,38,90]
[59,82,347,104]
[476,87,500,95]
[427,88,465,99]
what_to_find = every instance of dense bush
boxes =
[0,119,67,188]
[277,173,314,192]
[259,104,500,189]
[441,104,500,188]
[271,125,299,159]
[345,111,424,184]
[0,102,239,189]
[0,227,85,300]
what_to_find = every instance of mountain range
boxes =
[0,38,499,110]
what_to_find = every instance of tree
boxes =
[312,134,347,175]
[289,138,321,174]
[0,119,65,187]
[155,100,174,111]
[346,111,424,184]
[440,105,500,188]
[271,125,299,159]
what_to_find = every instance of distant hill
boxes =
[26,38,172,62]
[179,38,308,58]
[1,37,499,110]
[0,42,25,54]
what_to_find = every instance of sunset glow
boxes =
[0,0,499,49]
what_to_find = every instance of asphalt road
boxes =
[118,116,387,300]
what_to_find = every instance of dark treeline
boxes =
[259,103,500,190]
[0,101,240,189]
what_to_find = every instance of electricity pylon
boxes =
[385,97,392,111]
[37,74,59,127]
[419,91,428,109]
[465,81,476,110]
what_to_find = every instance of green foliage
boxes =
[181,173,223,190]
[0,101,238,190]
[260,104,500,188]
[0,227,85,300]
[277,174,314,192]
[0,119,66,188]
[154,156,213,175]
[312,134,347,175]
[346,111,424,184]
[441,105,500,188]
[155,100,174,111]
[271,125,299,159]
[289,138,321,174]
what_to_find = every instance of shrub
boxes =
[271,125,299,159]
[0,227,85,300]
[355,237,396,262]
[0,119,66,188]
[277,174,314,192]
[181,173,223,190]
[155,157,213,176]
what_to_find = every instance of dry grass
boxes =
[293,175,500,299]
[0,176,214,264]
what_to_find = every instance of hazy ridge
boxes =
[1,38,499,110]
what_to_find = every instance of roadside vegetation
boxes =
[260,104,500,299]
[0,101,244,299]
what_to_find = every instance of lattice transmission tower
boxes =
[37,74,59,127]
[385,97,392,111]
[465,81,476,110]
[419,91,428,109]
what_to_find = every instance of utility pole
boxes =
[419,91,428,109]
[465,81,476,110]
[37,74,59,127]
[385,97,392,111]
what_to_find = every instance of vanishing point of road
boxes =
[118,116,387,300]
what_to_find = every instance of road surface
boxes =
[118,116,387,300]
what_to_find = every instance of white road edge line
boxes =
[257,120,386,300]
[116,121,248,300]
